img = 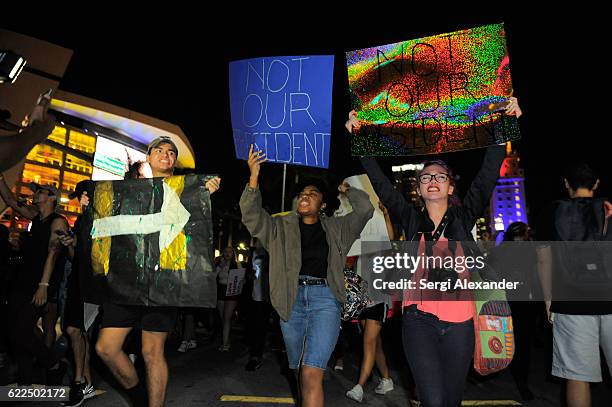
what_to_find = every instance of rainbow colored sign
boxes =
[346,23,520,156]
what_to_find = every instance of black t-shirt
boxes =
[299,220,329,279]
[536,198,612,315]
[16,212,67,297]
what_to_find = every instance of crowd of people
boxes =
[1,91,611,407]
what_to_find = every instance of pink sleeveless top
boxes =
[403,236,474,323]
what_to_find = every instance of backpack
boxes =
[554,198,612,298]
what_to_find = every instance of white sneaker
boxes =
[346,384,364,402]
[82,382,96,400]
[375,377,394,395]
[178,340,197,353]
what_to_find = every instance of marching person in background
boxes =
[345,201,394,402]
[57,181,97,406]
[0,174,69,384]
[215,246,242,352]
[245,239,272,371]
[536,163,612,407]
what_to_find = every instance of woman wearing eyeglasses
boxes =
[346,97,522,407]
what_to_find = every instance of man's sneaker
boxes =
[245,358,263,371]
[82,382,96,400]
[177,340,197,353]
[62,381,93,407]
[374,377,394,395]
[346,384,364,402]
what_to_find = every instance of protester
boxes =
[240,144,374,407]
[94,136,221,407]
[57,181,98,406]
[488,221,540,401]
[0,173,69,384]
[536,162,612,407]
[347,98,522,406]
[215,246,242,352]
[245,240,271,371]
[346,202,395,402]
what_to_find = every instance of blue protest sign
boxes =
[230,55,334,169]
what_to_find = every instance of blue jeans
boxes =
[280,278,341,370]
[402,305,474,407]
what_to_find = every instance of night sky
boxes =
[4,11,609,228]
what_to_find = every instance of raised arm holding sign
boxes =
[230,55,334,168]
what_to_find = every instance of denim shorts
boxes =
[280,277,341,370]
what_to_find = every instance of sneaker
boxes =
[245,358,263,371]
[374,377,394,395]
[178,340,197,353]
[82,382,96,400]
[334,359,344,371]
[346,384,364,402]
[218,344,231,352]
[62,381,93,407]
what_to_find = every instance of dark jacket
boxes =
[240,185,374,321]
[361,144,506,249]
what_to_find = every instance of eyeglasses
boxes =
[418,173,449,184]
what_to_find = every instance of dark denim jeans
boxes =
[402,305,474,407]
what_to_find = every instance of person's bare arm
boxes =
[379,202,394,240]
[0,173,38,219]
[32,217,68,306]
[536,245,553,323]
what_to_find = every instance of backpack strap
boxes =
[592,198,607,240]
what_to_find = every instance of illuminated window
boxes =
[67,130,96,154]
[22,163,60,187]
[515,196,520,201]
[26,143,64,167]
[516,204,521,209]
[65,154,93,174]
[516,211,522,217]
[48,126,67,145]
[60,193,82,214]
[62,171,89,193]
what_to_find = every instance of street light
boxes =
[0,50,27,84]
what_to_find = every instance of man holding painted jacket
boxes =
[94,137,221,407]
